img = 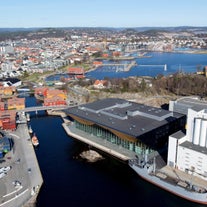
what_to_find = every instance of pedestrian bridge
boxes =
[16,105,69,113]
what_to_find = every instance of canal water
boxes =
[25,96,205,207]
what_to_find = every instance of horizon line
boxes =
[0,25,207,29]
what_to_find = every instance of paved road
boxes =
[0,122,43,207]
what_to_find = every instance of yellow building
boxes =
[7,97,25,110]
[4,87,15,96]
[46,89,67,100]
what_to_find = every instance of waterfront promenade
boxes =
[0,120,43,207]
[62,121,137,161]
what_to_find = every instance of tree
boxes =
[140,78,147,92]
[23,71,29,78]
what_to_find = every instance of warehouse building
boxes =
[168,108,207,180]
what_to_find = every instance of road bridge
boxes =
[16,105,69,113]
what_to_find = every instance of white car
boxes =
[0,166,11,173]
[0,172,6,179]
[12,180,21,187]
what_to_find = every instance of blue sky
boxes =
[0,0,206,28]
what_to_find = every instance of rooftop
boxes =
[180,141,207,155]
[170,130,185,140]
[66,98,184,138]
[171,97,207,115]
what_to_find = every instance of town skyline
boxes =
[0,0,207,28]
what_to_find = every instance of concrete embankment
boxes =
[61,122,132,161]
[47,108,136,161]
[0,120,43,207]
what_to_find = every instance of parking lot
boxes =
[0,123,43,207]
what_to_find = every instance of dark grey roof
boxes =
[170,130,185,140]
[66,98,184,138]
[80,98,127,111]
[0,78,21,84]
[180,141,207,155]
[172,97,207,115]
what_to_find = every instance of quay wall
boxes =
[47,109,135,161]
[0,120,43,207]
[62,122,130,161]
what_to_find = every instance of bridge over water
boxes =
[16,105,70,113]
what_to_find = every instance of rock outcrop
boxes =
[80,150,104,162]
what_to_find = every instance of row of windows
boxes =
[74,121,153,155]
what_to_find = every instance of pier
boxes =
[138,64,167,71]
[0,119,43,207]
[45,108,134,161]
[100,61,137,72]
[62,121,134,161]
[94,62,167,72]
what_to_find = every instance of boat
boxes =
[28,125,33,134]
[137,52,152,58]
[26,113,30,122]
[31,133,39,147]
[128,157,207,205]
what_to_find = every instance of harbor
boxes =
[100,61,137,72]
[0,114,43,207]
[62,121,133,161]
[62,97,207,205]
[19,94,206,207]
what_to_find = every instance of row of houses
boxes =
[0,110,16,130]
[34,87,67,106]
[0,97,25,111]
[0,96,26,130]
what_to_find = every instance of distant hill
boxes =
[0,26,206,41]
[0,26,207,33]
[132,26,207,32]
[0,28,40,32]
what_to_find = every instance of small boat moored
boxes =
[31,133,39,147]
[26,113,30,122]
[28,125,33,134]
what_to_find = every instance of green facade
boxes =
[74,120,153,156]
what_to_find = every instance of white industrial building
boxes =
[167,108,207,180]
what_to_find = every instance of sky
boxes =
[0,0,206,28]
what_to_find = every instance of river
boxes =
[25,51,207,206]
[23,96,205,207]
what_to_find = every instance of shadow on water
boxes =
[28,114,205,207]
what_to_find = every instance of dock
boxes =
[62,121,137,161]
[95,56,135,61]
[99,61,137,72]
[0,121,43,207]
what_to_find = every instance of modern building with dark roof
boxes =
[64,98,186,160]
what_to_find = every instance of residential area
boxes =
[0,28,206,107]
[0,27,207,80]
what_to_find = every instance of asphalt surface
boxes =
[0,119,43,207]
